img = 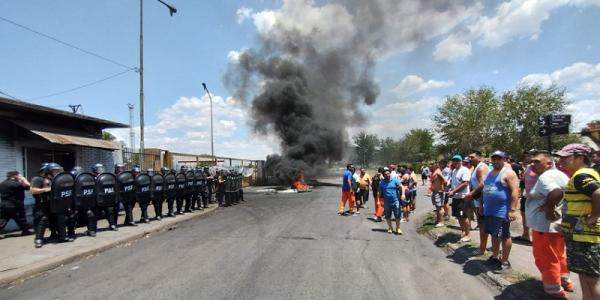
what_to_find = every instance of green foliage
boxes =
[433,85,580,159]
[102,131,117,141]
[352,131,379,167]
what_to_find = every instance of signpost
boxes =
[538,114,571,151]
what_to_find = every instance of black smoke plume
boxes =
[224,0,473,182]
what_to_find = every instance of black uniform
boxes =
[0,177,31,233]
[32,176,68,242]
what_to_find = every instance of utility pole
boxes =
[128,103,136,150]
[202,83,215,165]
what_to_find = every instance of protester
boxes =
[372,168,384,222]
[556,144,600,300]
[429,162,446,227]
[440,159,452,221]
[409,167,418,213]
[448,155,472,242]
[515,149,538,244]
[464,151,490,256]
[351,167,360,214]
[0,171,33,238]
[592,150,600,174]
[357,168,371,209]
[400,168,411,223]
[378,169,403,234]
[421,165,430,186]
[526,151,574,298]
[482,151,520,274]
[338,164,356,215]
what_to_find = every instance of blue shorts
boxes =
[484,216,511,239]
[431,192,444,207]
[384,200,401,220]
[400,199,410,207]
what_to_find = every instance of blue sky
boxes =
[2,0,599,160]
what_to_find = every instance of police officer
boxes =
[92,164,118,231]
[0,171,33,238]
[115,163,136,226]
[198,167,209,209]
[71,166,97,237]
[132,166,151,223]
[31,163,69,248]
[161,167,176,217]
[148,168,164,220]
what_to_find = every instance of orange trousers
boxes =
[339,191,355,213]
[531,230,570,293]
[374,196,384,218]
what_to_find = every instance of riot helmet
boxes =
[131,165,142,175]
[114,163,125,174]
[92,163,105,175]
[146,168,155,176]
[160,166,170,175]
[71,166,84,177]
[44,162,64,177]
[38,162,50,175]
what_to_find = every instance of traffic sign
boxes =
[537,116,547,126]
[551,114,571,126]
[552,124,570,134]
[538,126,550,136]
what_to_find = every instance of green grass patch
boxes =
[417,212,449,235]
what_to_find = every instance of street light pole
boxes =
[139,0,177,169]
[202,83,215,165]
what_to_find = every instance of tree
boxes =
[102,131,116,141]
[433,85,580,159]
[398,129,435,164]
[352,131,379,167]
[433,86,499,154]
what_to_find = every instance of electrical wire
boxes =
[0,16,136,71]
[28,68,134,101]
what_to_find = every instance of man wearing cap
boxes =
[556,144,600,300]
[0,171,33,238]
[448,154,472,242]
[525,150,574,298]
[482,151,520,273]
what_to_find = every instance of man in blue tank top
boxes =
[482,150,520,274]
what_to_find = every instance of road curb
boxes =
[0,205,219,288]
[421,218,537,300]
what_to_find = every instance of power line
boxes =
[28,68,134,101]
[0,90,20,100]
[0,16,136,71]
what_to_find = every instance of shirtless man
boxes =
[430,162,447,227]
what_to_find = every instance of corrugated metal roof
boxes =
[30,130,121,150]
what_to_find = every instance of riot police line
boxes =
[30,162,247,248]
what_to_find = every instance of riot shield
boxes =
[194,169,206,192]
[116,171,136,204]
[151,173,165,201]
[134,173,152,205]
[164,173,177,199]
[185,170,196,195]
[50,172,75,213]
[74,172,97,209]
[96,173,117,207]
[175,172,187,198]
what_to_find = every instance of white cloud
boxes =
[433,0,600,61]
[227,50,241,63]
[236,6,254,24]
[108,94,277,160]
[433,34,472,62]
[520,61,600,130]
[392,75,454,98]
[520,62,600,89]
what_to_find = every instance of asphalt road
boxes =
[0,185,501,299]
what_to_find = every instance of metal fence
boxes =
[121,147,162,171]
